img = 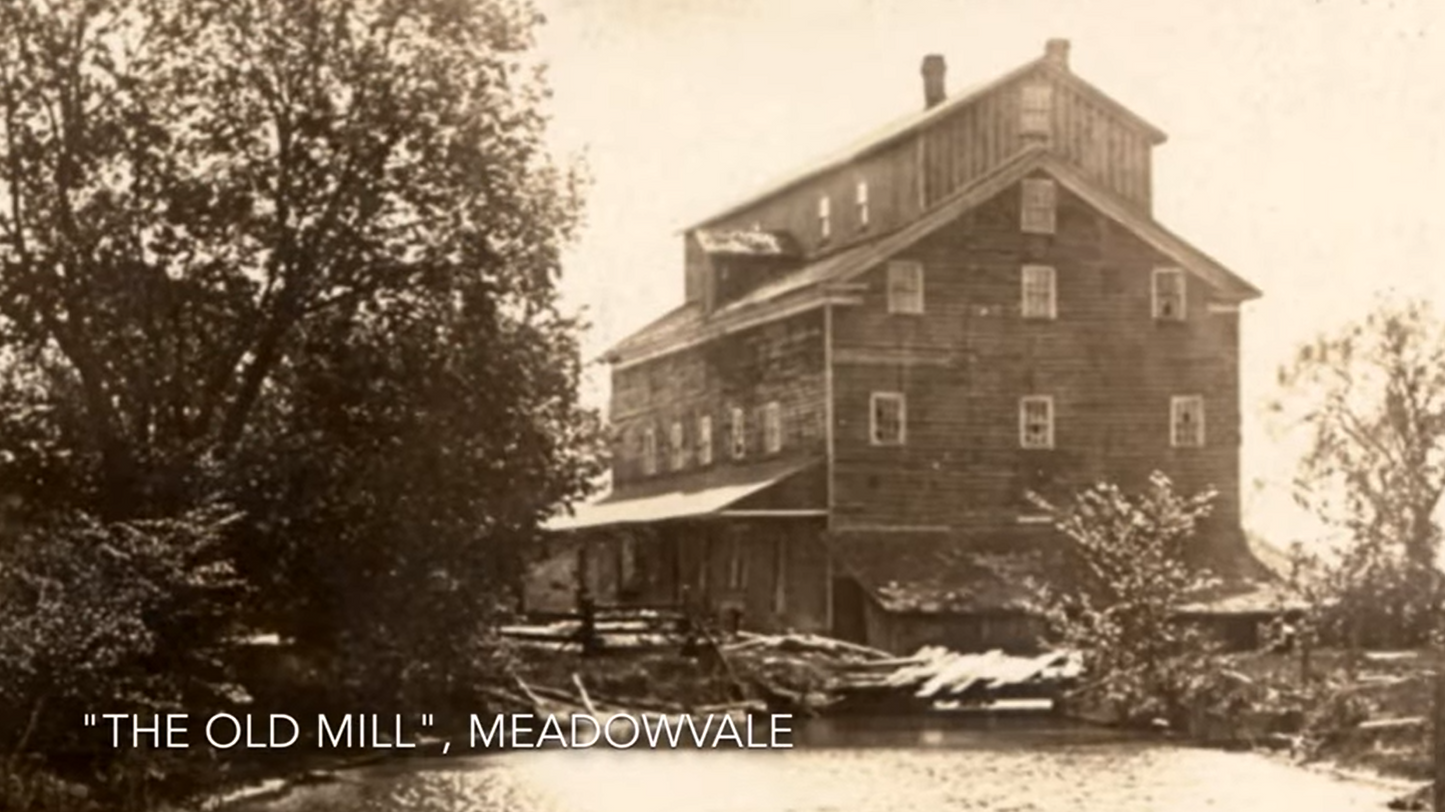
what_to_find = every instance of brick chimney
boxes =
[921,54,946,109]
[1044,38,1070,70]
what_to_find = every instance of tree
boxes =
[0,0,600,750]
[1031,473,1223,727]
[1272,297,1445,645]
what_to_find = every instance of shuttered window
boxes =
[870,392,906,446]
[730,407,746,460]
[887,260,924,314]
[1021,265,1056,319]
[1020,178,1057,234]
[1021,83,1053,136]
[697,414,713,466]
[669,421,686,471]
[642,426,658,475]
[763,401,783,455]
[1019,396,1054,449]
[1153,267,1186,320]
[1171,396,1205,447]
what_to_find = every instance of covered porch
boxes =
[535,458,832,634]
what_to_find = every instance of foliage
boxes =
[1030,472,1225,728]
[1272,297,1445,645]
[0,505,244,810]
[0,0,601,804]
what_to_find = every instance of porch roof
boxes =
[544,457,823,532]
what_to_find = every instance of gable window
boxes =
[856,180,870,229]
[1019,396,1054,449]
[669,421,686,471]
[763,401,783,454]
[1021,83,1053,136]
[1020,178,1057,234]
[1021,264,1056,319]
[1153,267,1186,320]
[887,260,925,314]
[697,414,713,466]
[642,426,658,475]
[870,392,906,446]
[1171,395,1205,447]
[818,195,832,240]
[729,406,746,460]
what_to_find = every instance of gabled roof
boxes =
[608,147,1260,368]
[686,54,1167,232]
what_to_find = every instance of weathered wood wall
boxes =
[828,178,1242,548]
[609,310,827,491]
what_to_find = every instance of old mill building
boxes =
[544,40,1277,654]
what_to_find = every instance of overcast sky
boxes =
[532,0,1445,546]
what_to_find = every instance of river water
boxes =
[237,717,1403,812]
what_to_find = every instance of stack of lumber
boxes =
[829,646,1082,709]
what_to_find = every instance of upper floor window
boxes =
[1171,395,1205,447]
[1021,264,1056,319]
[642,426,658,475]
[729,406,746,460]
[1020,178,1057,235]
[870,392,906,446]
[1153,267,1186,320]
[669,421,686,471]
[763,401,783,455]
[1021,83,1053,136]
[697,414,713,466]
[1019,396,1054,449]
[887,260,924,315]
[818,195,832,240]
[856,180,870,230]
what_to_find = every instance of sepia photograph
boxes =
[0,0,1442,810]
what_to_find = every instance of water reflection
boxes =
[235,718,1401,812]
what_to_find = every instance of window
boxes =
[1020,178,1057,234]
[763,401,782,454]
[697,414,713,466]
[870,392,906,446]
[729,407,746,460]
[1019,396,1054,449]
[856,180,870,229]
[669,421,686,471]
[1153,267,1186,320]
[1021,83,1053,136]
[887,260,924,314]
[1021,264,1056,319]
[727,535,748,590]
[1171,395,1205,447]
[818,195,832,240]
[642,426,658,475]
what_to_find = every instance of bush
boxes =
[0,505,245,811]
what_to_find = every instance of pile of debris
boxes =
[499,608,684,652]
[719,632,1081,714]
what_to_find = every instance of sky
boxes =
[530,0,1445,548]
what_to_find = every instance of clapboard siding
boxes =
[609,310,827,492]
[829,178,1240,542]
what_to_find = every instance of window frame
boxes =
[697,414,713,466]
[869,392,907,446]
[1020,178,1057,235]
[818,195,832,240]
[1152,267,1187,321]
[1170,395,1206,448]
[642,425,658,475]
[1020,264,1057,319]
[729,406,746,460]
[763,401,783,455]
[669,420,686,471]
[1020,83,1053,136]
[856,180,870,230]
[886,260,925,315]
[1019,396,1055,450]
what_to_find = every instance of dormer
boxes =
[684,227,802,313]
